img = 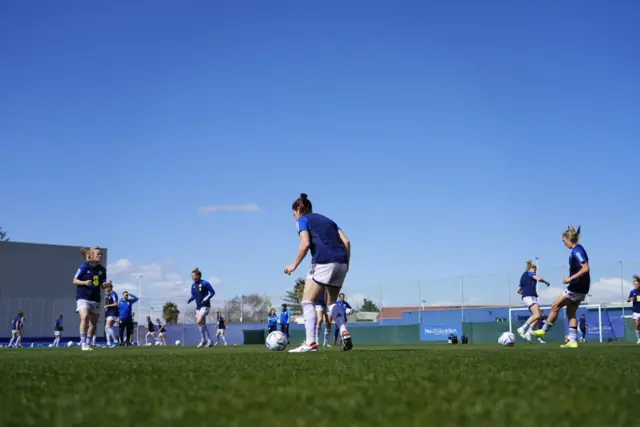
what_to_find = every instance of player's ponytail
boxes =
[525,260,535,271]
[292,193,313,214]
[563,225,581,244]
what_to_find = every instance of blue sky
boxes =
[2,0,639,312]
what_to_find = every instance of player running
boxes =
[532,226,590,348]
[214,311,227,346]
[73,247,107,351]
[579,314,588,343]
[315,289,333,347]
[628,275,640,344]
[516,260,550,342]
[53,314,64,347]
[284,193,352,353]
[104,282,119,347]
[8,311,24,348]
[187,267,216,348]
[334,293,353,345]
[267,309,278,333]
[156,319,167,346]
[144,316,157,346]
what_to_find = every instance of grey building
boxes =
[0,241,108,341]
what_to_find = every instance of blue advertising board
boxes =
[420,322,462,342]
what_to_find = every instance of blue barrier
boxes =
[420,322,462,342]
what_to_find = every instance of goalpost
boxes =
[508,304,606,343]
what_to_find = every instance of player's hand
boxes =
[84,280,92,286]
[562,277,570,284]
[284,264,296,275]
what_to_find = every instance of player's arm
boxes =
[129,294,139,304]
[73,267,91,286]
[202,283,215,303]
[289,229,311,273]
[565,248,590,282]
[517,287,522,295]
[338,228,351,266]
[628,291,634,303]
[187,287,195,304]
[532,274,550,286]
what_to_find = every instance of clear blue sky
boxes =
[2,0,639,309]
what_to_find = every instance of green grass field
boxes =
[0,343,638,427]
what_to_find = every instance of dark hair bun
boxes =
[300,193,308,200]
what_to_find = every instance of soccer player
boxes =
[53,314,63,347]
[334,293,353,345]
[214,311,227,346]
[279,304,290,343]
[156,319,166,346]
[284,193,353,353]
[73,247,107,351]
[516,260,550,342]
[104,282,119,347]
[627,275,640,344]
[315,289,333,347]
[144,316,157,346]
[8,311,24,348]
[579,314,588,343]
[187,267,215,348]
[118,291,139,346]
[532,226,590,348]
[267,308,278,333]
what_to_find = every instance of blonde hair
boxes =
[563,225,581,244]
[525,260,537,271]
[80,246,102,261]
[192,267,202,278]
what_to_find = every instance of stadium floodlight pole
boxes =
[619,261,625,317]
[507,273,511,308]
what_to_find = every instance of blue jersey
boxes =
[629,289,640,314]
[336,300,352,321]
[188,280,215,309]
[567,244,590,294]
[74,262,107,303]
[297,213,348,264]
[579,317,587,330]
[118,295,138,320]
[519,271,538,298]
[11,316,22,330]
[157,322,165,333]
[268,314,278,327]
[217,315,226,329]
[279,309,290,325]
[147,320,155,332]
[54,319,63,332]
[106,292,119,317]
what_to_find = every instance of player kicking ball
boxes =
[284,193,353,353]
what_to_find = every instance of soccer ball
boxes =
[67,341,74,347]
[498,332,516,346]
[155,341,162,346]
[265,331,288,351]
[175,340,181,346]
[346,308,354,315]
[48,344,53,348]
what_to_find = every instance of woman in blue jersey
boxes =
[532,226,590,348]
[284,193,353,353]
[8,311,24,348]
[104,282,119,347]
[334,293,353,345]
[627,275,640,344]
[53,314,64,348]
[214,311,227,346]
[187,267,215,348]
[267,308,278,333]
[73,247,107,351]
[144,316,157,346]
[156,319,167,346]
[516,260,550,342]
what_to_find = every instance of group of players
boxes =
[516,225,640,346]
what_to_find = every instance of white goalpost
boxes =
[508,304,605,343]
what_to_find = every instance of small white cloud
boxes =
[107,259,133,275]
[207,276,221,286]
[197,203,260,214]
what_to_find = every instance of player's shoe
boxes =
[524,331,533,343]
[206,341,213,347]
[196,340,206,348]
[560,341,578,349]
[341,330,353,351]
[81,344,93,351]
[531,329,546,338]
[636,339,640,345]
[516,326,528,340]
[288,342,319,353]
[538,338,547,344]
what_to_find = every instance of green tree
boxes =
[162,302,180,324]
[226,293,273,323]
[282,277,305,313]
[361,298,379,312]
[0,227,9,241]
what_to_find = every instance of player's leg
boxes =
[76,300,92,350]
[334,324,339,345]
[196,309,212,347]
[289,277,324,353]
[315,305,324,344]
[125,319,134,345]
[9,331,16,347]
[532,294,569,339]
[323,312,332,347]
[88,309,99,347]
[323,263,351,350]
[145,331,151,345]
[563,300,580,348]
[634,314,640,343]
[220,329,227,345]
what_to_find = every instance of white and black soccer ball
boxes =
[174,340,181,346]
[67,341,74,348]
[265,331,288,351]
[155,341,162,346]
[346,308,354,315]
[498,332,516,346]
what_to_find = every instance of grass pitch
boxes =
[0,343,638,427]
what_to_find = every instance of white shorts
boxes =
[522,296,539,308]
[632,312,640,321]
[315,304,329,314]
[563,290,587,303]
[106,316,117,322]
[11,330,17,335]
[54,331,61,337]
[196,307,210,316]
[146,331,156,336]
[158,332,165,337]
[217,329,225,335]
[76,299,101,314]
[307,263,348,288]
